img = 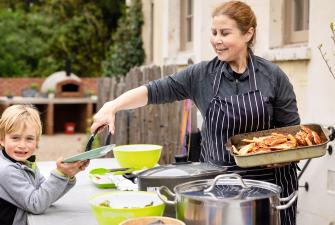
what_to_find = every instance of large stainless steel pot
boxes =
[130,162,227,217]
[157,174,298,225]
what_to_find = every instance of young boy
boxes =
[0,104,89,225]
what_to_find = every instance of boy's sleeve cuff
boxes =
[53,169,75,181]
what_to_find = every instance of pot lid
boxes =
[138,162,227,178]
[175,174,281,201]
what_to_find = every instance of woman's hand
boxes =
[265,161,299,168]
[56,158,90,177]
[90,86,149,134]
[91,101,117,134]
[265,163,290,168]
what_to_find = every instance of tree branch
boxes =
[330,22,335,46]
[318,44,335,80]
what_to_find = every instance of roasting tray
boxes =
[226,124,332,168]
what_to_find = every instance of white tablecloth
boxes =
[27,158,121,225]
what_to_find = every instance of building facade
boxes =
[142,0,335,125]
[141,0,335,224]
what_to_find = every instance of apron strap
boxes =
[213,61,225,96]
[248,52,258,91]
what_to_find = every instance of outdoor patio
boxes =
[36,134,88,161]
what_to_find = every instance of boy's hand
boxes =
[56,158,90,177]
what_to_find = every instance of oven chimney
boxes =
[65,58,72,76]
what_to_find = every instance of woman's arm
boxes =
[272,66,300,127]
[91,86,148,134]
[91,63,203,134]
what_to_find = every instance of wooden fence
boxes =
[97,65,198,165]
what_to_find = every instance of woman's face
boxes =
[210,15,252,62]
[0,125,38,162]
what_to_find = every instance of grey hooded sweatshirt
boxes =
[0,150,76,225]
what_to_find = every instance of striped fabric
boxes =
[200,54,297,225]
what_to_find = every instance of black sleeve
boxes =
[145,64,198,104]
[0,198,17,225]
[272,66,301,127]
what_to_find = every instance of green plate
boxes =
[89,168,116,189]
[62,144,115,163]
[88,168,134,189]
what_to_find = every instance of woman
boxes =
[91,1,299,224]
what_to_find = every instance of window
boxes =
[180,0,193,50]
[285,0,309,44]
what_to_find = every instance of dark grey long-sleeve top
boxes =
[145,54,300,128]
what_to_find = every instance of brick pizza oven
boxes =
[41,71,84,97]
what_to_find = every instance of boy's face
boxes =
[0,125,38,162]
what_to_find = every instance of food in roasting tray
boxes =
[226,124,334,168]
[232,126,322,156]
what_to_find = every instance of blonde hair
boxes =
[0,105,42,143]
[212,1,257,48]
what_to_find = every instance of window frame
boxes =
[180,0,193,51]
[284,0,309,44]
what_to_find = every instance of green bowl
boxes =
[89,191,165,225]
[113,144,162,170]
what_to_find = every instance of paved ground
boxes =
[36,134,88,161]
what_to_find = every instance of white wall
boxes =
[305,0,335,125]
[296,1,335,224]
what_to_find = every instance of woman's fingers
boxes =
[265,162,290,168]
[91,106,106,133]
[108,122,115,134]
[90,117,106,134]
[91,101,117,134]
[91,115,115,135]
[91,120,114,135]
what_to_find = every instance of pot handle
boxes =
[328,126,335,141]
[204,174,249,193]
[157,186,176,206]
[321,125,335,141]
[275,191,298,210]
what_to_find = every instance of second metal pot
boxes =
[157,174,298,225]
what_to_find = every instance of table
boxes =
[27,158,120,225]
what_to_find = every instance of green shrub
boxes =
[0,1,125,77]
[102,0,145,78]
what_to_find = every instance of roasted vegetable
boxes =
[233,126,322,155]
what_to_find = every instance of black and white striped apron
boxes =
[201,54,298,225]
